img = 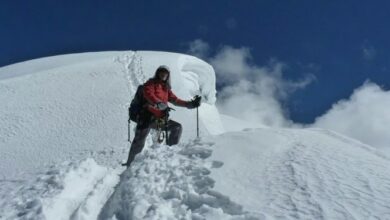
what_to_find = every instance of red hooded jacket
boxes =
[143,78,187,118]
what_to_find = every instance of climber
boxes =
[122,65,201,167]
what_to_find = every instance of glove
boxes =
[156,102,168,111]
[186,95,201,109]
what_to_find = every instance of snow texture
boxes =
[0,51,222,181]
[207,127,390,219]
[2,51,390,220]
[98,140,261,220]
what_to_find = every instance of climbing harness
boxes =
[156,118,166,143]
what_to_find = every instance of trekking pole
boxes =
[196,106,199,139]
[128,120,132,143]
[165,113,169,145]
[195,95,201,140]
[128,108,131,142]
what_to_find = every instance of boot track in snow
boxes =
[98,140,262,220]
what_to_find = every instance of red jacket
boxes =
[143,78,187,118]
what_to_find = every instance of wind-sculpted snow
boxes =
[98,140,262,220]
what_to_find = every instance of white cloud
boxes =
[313,81,390,149]
[209,46,252,83]
[187,40,390,151]
[187,39,210,59]
[209,45,315,127]
[187,39,390,151]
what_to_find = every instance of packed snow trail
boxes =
[0,140,261,220]
[98,140,263,220]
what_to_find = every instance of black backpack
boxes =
[129,85,146,123]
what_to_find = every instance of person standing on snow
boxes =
[123,65,201,167]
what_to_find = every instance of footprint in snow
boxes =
[98,140,261,220]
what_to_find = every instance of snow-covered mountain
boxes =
[1,51,390,220]
[0,51,222,180]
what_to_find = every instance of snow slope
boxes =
[2,51,390,220]
[0,51,222,181]
[207,127,390,219]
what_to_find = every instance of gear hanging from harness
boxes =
[128,83,176,144]
[156,118,166,143]
[155,107,174,144]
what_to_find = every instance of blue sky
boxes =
[1,0,390,123]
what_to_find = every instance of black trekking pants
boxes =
[125,119,182,164]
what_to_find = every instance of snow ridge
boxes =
[98,140,262,220]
